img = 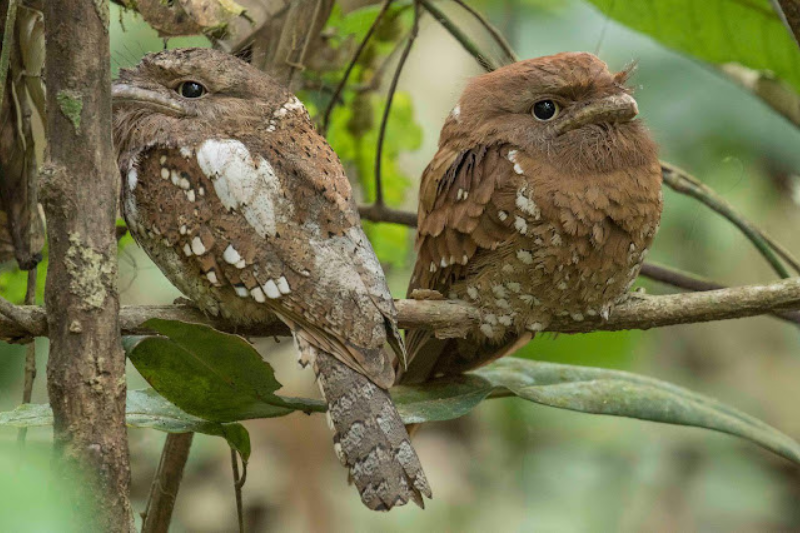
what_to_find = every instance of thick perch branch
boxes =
[3,278,800,341]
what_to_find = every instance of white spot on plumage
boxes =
[514,216,528,234]
[557,281,567,290]
[186,190,196,202]
[571,312,584,321]
[127,168,138,191]
[170,170,180,186]
[492,285,507,298]
[191,236,206,255]
[429,262,437,273]
[234,285,248,298]
[235,259,246,269]
[250,286,266,303]
[223,244,242,265]
[206,271,218,285]
[527,322,544,332]
[506,282,521,293]
[178,177,191,190]
[159,155,167,165]
[263,279,280,299]
[179,225,187,235]
[516,250,533,264]
[484,314,497,325]
[196,139,285,238]
[462,254,469,265]
[498,210,508,221]
[160,167,170,180]
[451,104,461,121]
[480,324,494,337]
[180,146,192,159]
[507,149,524,174]
[498,315,513,326]
[516,188,541,219]
[440,257,448,268]
[277,276,291,294]
[466,286,479,300]
[183,243,192,257]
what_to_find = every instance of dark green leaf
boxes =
[585,0,800,94]
[124,319,324,422]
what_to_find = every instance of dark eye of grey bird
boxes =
[178,81,206,98]
[532,99,559,121]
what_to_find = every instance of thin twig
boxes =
[452,0,517,65]
[16,267,36,446]
[0,0,18,111]
[661,162,797,278]
[231,449,245,533]
[286,0,324,87]
[320,0,394,135]
[358,203,417,226]
[419,0,496,71]
[374,0,420,207]
[142,433,194,533]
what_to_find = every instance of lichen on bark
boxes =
[65,232,114,310]
[56,90,83,134]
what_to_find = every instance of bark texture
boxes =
[41,0,132,530]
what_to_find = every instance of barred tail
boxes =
[312,349,431,511]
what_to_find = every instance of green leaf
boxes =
[124,319,324,422]
[394,358,800,465]
[0,389,251,459]
[584,0,800,94]
[393,374,495,424]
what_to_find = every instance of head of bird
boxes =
[442,52,658,174]
[112,48,290,156]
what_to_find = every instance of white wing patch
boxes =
[196,139,288,238]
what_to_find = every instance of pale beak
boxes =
[555,93,639,135]
[111,82,186,115]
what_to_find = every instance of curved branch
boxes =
[320,0,394,135]
[2,277,800,342]
[661,163,799,278]
[419,0,495,71]
[452,0,517,65]
[374,0,420,206]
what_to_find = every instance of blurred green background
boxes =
[3,0,800,531]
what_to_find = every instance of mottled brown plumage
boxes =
[112,48,429,510]
[402,52,663,384]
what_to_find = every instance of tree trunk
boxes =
[41,0,133,530]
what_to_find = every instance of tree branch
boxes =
[141,433,194,533]
[320,0,394,135]
[661,162,799,277]
[640,262,800,327]
[374,0,420,207]
[419,0,496,71]
[2,278,800,342]
[452,0,517,65]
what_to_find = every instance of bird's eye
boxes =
[532,99,559,121]
[178,81,206,99]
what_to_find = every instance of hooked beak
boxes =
[111,82,187,116]
[555,93,639,135]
